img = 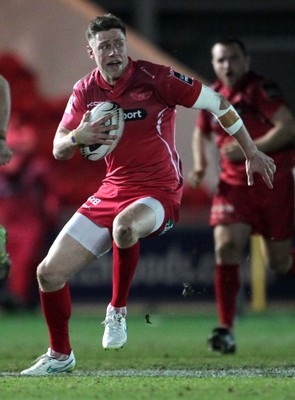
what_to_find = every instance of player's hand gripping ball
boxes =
[80,101,124,161]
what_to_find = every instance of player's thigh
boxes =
[40,232,97,283]
[214,223,251,263]
[262,238,293,273]
[114,197,164,240]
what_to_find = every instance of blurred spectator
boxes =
[0,53,104,310]
[0,119,59,309]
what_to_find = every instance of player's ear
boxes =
[87,46,94,59]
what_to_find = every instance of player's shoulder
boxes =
[72,69,97,91]
[136,60,197,91]
[248,71,283,100]
[135,59,170,77]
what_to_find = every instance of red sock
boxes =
[111,241,140,308]
[287,249,295,276]
[215,264,240,329]
[39,283,71,355]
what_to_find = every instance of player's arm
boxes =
[53,111,117,160]
[188,125,211,188]
[222,105,295,162]
[192,84,276,189]
[254,105,295,151]
[53,125,76,160]
[0,75,13,165]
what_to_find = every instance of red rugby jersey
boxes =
[61,58,202,200]
[197,71,292,185]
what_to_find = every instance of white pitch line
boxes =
[1,368,295,378]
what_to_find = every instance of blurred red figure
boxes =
[0,53,59,309]
[0,53,105,310]
[0,118,59,309]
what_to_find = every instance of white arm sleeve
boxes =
[192,85,228,117]
[192,84,243,135]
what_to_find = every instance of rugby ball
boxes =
[80,101,124,161]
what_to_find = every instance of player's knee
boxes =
[215,240,240,263]
[37,261,65,291]
[113,223,135,248]
[37,267,52,290]
[113,214,137,248]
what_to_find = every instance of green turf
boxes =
[1,305,295,399]
[1,377,294,400]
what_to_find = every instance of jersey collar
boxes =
[94,57,135,92]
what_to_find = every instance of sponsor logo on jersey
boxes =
[85,104,147,121]
[173,71,193,86]
[123,109,147,121]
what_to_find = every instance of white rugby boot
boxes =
[20,348,76,376]
[102,305,127,349]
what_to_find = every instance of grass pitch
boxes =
[0,303,295,399]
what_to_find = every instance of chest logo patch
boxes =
[130,91,152,101]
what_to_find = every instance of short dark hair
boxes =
[212,38,248,56]
[86,14,126,41]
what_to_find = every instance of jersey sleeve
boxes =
[155,66,202,108]
[59,82,87,131]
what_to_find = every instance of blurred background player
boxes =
[189,38,295,354]
[0,74,13,283]
[20,15,276,376]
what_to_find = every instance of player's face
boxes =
[87,29,128,85]
[211,43,250,88]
